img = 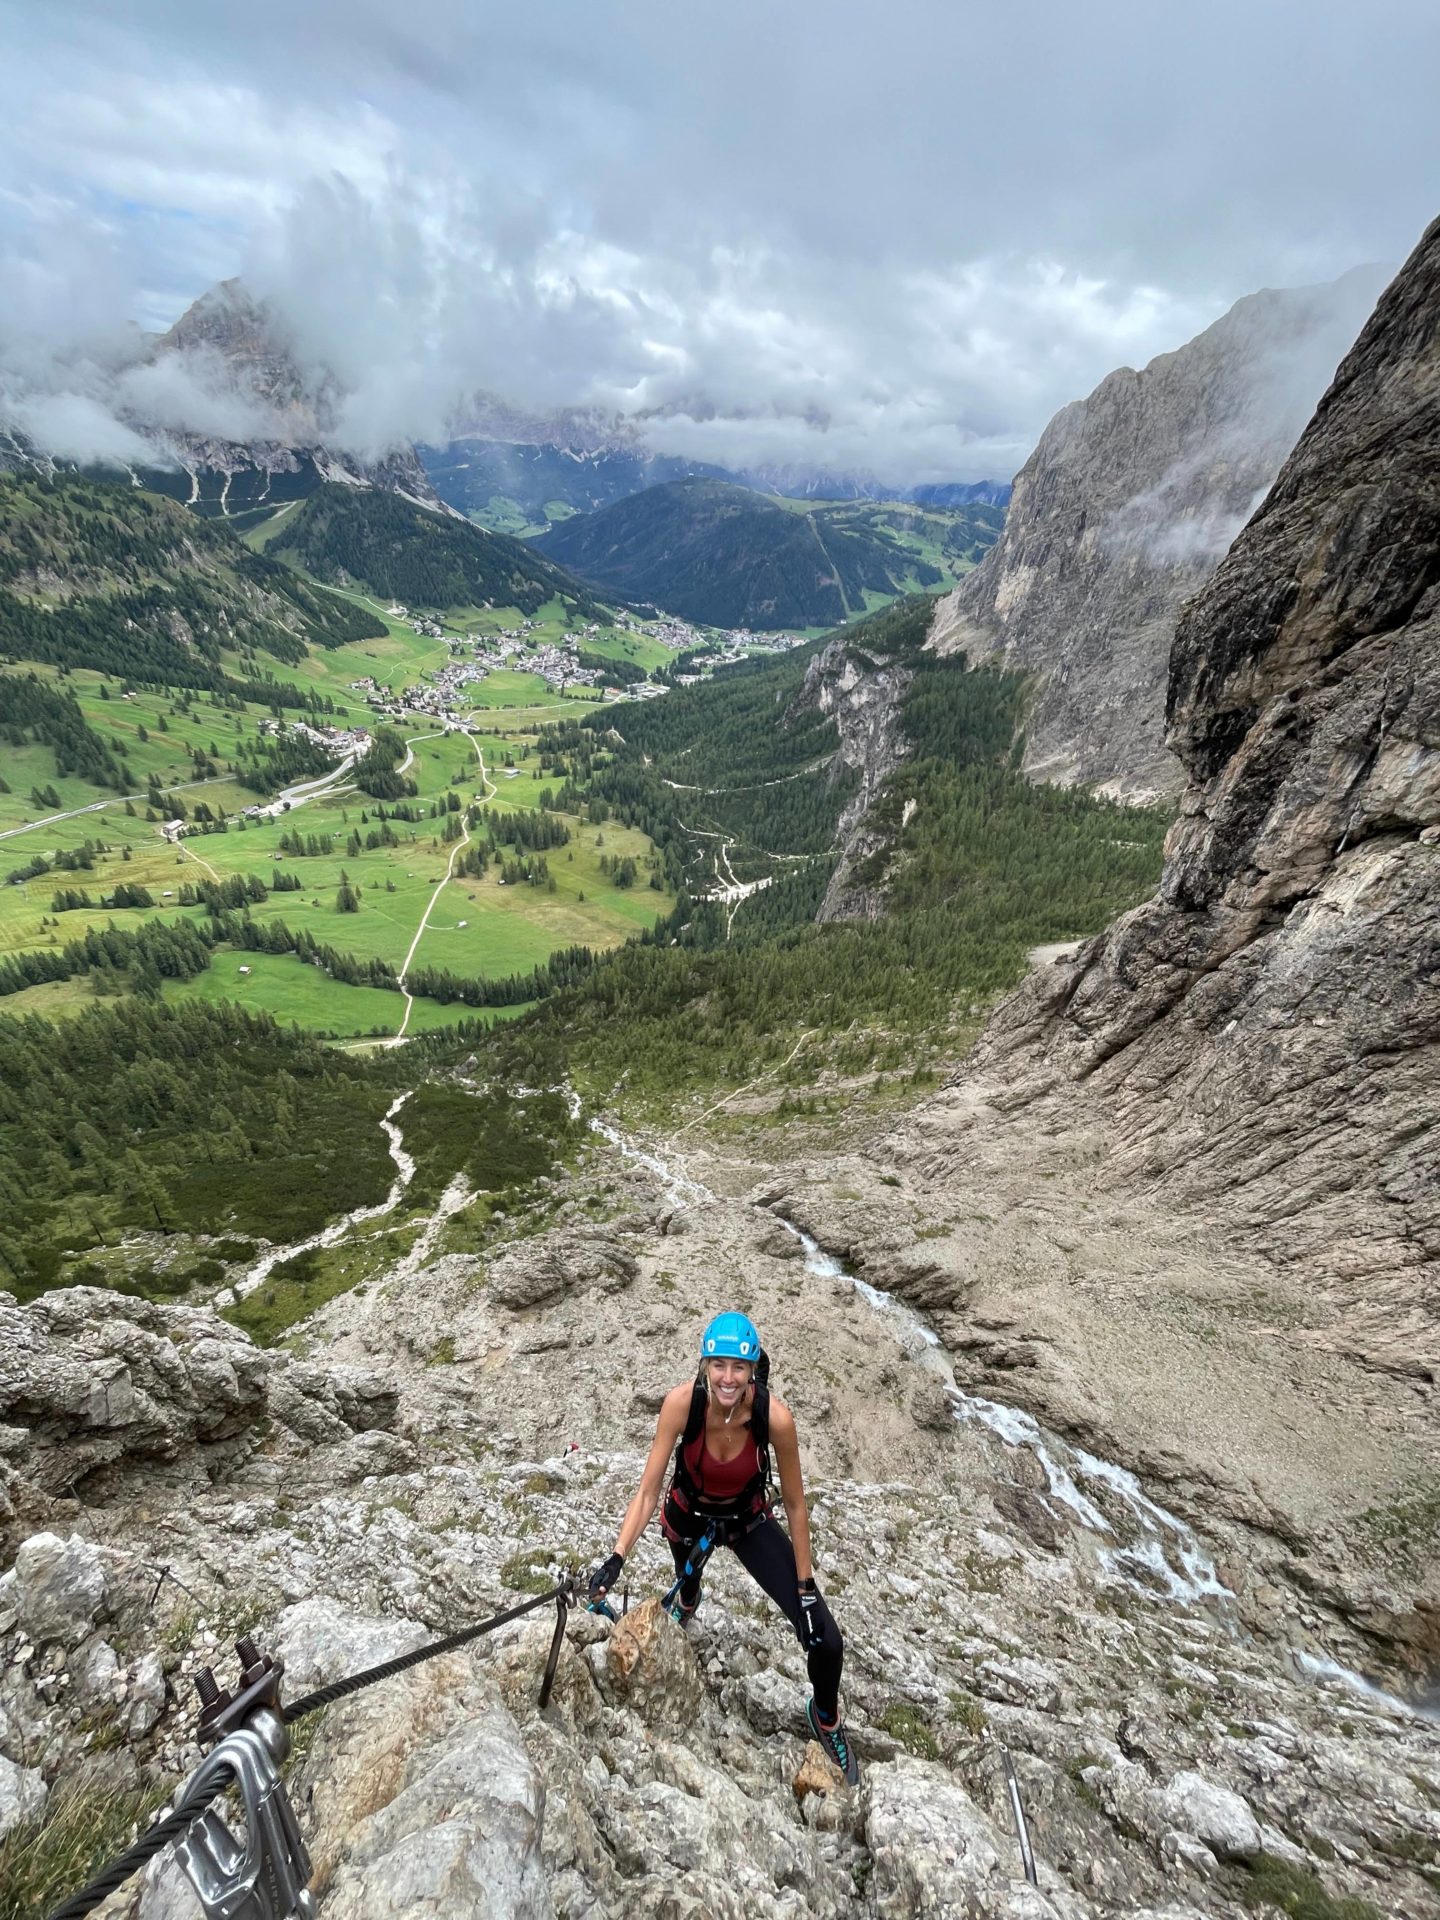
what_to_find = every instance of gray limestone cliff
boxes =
[788,635,915,920]
[976,213,1440,1364]
[929,268,1386,800]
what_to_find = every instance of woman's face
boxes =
[707,1356,754,1414]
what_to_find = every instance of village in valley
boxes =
[342,602,808,729]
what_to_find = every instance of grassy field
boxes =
[0,659,676,1037]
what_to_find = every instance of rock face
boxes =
[487,1229,639,1311]
[789,635,915,920]
[0,1288,398,1545]
[6,1112,1440,1918]
[930,268,1386,799]
[976,214,1440,1347]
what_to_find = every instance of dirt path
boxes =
[386,733,494,1044]
[175,840,222,884]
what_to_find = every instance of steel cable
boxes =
[283,1580,569,1721]
[44,1766,233,1920]
[43,1579,572,1920]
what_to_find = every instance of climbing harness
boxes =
[44,1578,577,1920]
[659,1490,779,1618]
[670,1374,774,1519]
[661,1522,722,1615]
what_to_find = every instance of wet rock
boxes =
[753,1221,803,1260]
[992,1484,1068,1553]
[909,1376,956,1433]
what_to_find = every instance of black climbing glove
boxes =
[798,1577,824,1651]
[588,1552,625,1602]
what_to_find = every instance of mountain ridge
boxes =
[930,265,1389,799]
[534,478,1000,629]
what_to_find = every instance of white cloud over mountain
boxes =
[1,0,1436,480]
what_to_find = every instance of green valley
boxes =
[0,473,1164,1308]
[533,478,1003,629]
[0,472,689,1046]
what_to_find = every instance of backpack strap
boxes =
[671,1377,773,1514]
[681,1377,707,1447]
[751,1382,773,1504]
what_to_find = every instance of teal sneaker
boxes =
[668,1592,701,1628]
[806,1698,860,1785]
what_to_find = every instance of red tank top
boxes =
[682,1427,761,1505]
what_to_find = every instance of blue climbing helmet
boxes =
[700,1311,762,1365]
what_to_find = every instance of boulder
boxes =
[273,1594,429,1697]
[488,1232,639,1311]
[72,1637,120,1708]
[603,1597,703,1729]
[864,1753,1060,1917]
[321,1694,552,1920]
[5,1531,107,1646]
[793,1739,846,1805]
[127,1650,168,1739]
[1160,1770,1263,1863]
[0,1753,46,1843]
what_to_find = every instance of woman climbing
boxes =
[587,1310,858,1783]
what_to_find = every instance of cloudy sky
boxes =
[3,0,1437,480]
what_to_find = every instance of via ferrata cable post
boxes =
[984,1729,1038,1887]
[539,1572,577,1710]
[176,1636,317,1920]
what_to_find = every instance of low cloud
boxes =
[1100,267,1386,566]
[0,128,1336,487]
[4,387,160,469]
[115,353,283,444]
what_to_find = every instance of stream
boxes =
[217,1091,418,1306]
[779,1220,1232,1607]
[592,1112,1424,1717]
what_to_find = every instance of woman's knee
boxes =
[820,1603,844,1662]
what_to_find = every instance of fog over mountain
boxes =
[3,1,1437,484]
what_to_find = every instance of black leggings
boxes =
[663,1492,845,1719]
